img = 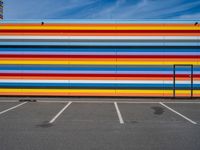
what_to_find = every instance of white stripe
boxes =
[175,81,193,84]
[0,36,199,40]
[49,101,72,124]
[159,102,197,125]
[0,79,197,84]
[114,102,124,124]
[0,102,27,115]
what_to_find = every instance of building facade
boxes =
[0,20,199,98]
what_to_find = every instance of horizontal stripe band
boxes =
[0,54,199,59]
[0,48,199,52]
[0,79,198,84]
[1,42,199,46]
[0,65,199,71]
[0,36,199,40]
[0,86,197,90]
[0,58,199,62]
[1,71,199,74]
[0,73,199,77]
[0,88,192,92]
[0,88,198,96]
[0,25,199,30]
[1,39,200,43]
[1,30,199,33]
[1,45,199,49]
[1,33,199,36]
[0,60,199,65]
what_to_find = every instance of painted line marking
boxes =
[160,102,197,125]
[0,102,27,115]
[114,102,124,124]
[49,101,72,124]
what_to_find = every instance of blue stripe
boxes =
[0,83,199,89]
[0,65,199,71]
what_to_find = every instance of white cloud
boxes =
[4,0,96,19]
[91,0,200,19]
[4,0,200,19]
[177,12,200,19]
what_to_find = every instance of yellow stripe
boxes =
[0,88,197,93]
[175,90,192,94]
[0,26,199,30]
[0,89,198,94]
[194,90,200,95]
[0,60,198,65]
[0,89,199,96]
[0,88,164,93]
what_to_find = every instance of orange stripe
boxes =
[0,92,164,97]
[1,23,197,27]
[0,58,199,62]
[0,92,199,97]
[0,33,200,36]
[115,93,164,96]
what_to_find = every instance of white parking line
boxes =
[0,102,27,115]
[159,102,197,125]
[49,101,72,124]
[114,102,124,124]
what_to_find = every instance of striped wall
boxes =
[0,20,199,97]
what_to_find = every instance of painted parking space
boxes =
[0,102,66,128]
[118,103,189,124]
[0,100,199,127]
[0,99,200,150]
[56,103,119,124]
[166,103,200,124]
[0,100,199,125]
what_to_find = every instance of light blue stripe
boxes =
[0,48,199,52]
[1,19,199,24]
[0,42,199,46]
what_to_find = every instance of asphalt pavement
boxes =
[0,97,200,150]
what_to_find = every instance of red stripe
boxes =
[0,54,199,59]
[0,30,199,33]
[0,73,199,78]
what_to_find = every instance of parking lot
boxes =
[0,97,200,150]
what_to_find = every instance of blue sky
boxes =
[4,0,200,19]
